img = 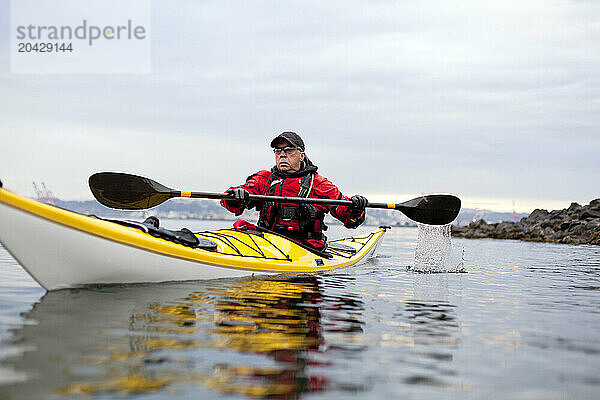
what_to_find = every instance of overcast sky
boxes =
[1,0,599,212]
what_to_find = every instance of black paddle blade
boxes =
[397,194,461,225]
[89,172,174,210]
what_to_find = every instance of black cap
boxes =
[270,131,305,151]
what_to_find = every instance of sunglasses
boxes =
[273,146,299,155]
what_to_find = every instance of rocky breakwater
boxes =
[452,199,600,245]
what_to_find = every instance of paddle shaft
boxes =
[173,190,402,210]
[88,172,461,224]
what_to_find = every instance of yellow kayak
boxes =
[0,186,387,290]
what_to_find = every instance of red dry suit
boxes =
[221,162,365,250]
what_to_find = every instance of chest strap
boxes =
[260,173,315,229]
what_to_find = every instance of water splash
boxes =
[410,224,465,273]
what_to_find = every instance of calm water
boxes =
[1,220,600,400]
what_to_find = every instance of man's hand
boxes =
[226,188,250,206]
[350,195,368,211]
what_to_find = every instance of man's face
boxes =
[273,139,305,173]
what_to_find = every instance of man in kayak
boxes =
[221,131,368,250]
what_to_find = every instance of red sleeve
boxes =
[311,175,366,229]
[220,171,271,216]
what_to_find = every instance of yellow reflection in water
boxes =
[56,276,336,398]
[56,374,171,396]
[200,364,299,397]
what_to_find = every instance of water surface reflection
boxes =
[2,275,366,399]
[3,228,600,399]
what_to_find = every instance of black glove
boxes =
[350,195,368,211]
[226,188,250,206]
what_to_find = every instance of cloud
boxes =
[1,0,599,210]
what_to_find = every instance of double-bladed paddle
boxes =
[89,172,461,225]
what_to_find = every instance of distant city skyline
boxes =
[2,0,599,213]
